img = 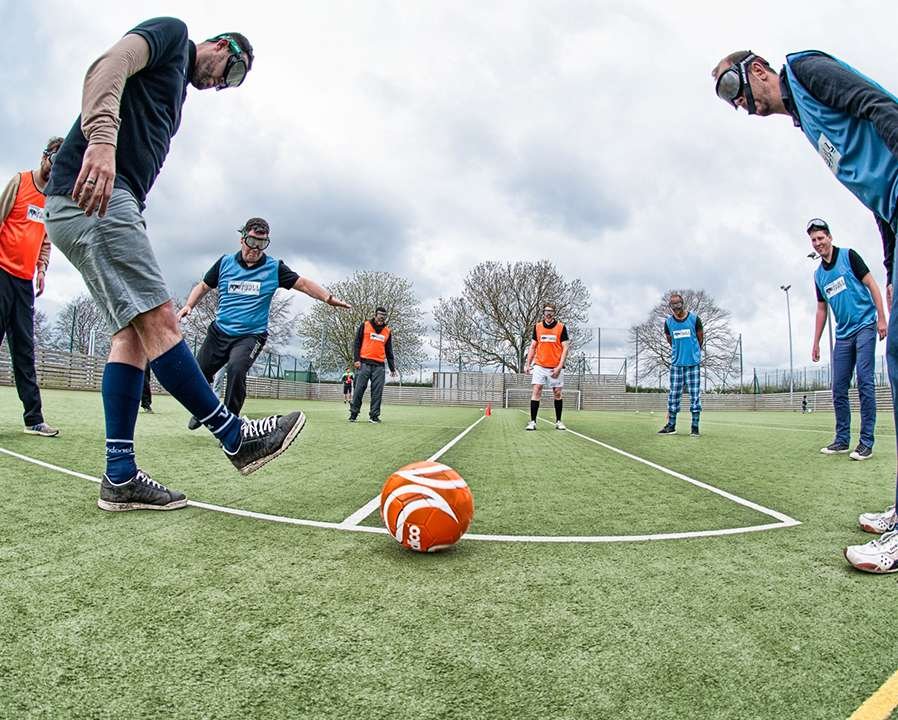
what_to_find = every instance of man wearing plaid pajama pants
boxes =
[658,293,703,437]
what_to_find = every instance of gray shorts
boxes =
[44,189,171,333]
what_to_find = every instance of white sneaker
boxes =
[555,421,567,431]
[525,420,537,431]
[844,531,898,573]
[859,504,897,534]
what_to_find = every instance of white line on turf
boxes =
[337,413,488,527]
[0,413,801,543]
[527,412,800,526]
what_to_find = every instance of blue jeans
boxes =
[832,323,877,448]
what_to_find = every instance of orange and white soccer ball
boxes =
[380,461,474,552]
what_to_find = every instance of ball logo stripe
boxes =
[395,497,458,542]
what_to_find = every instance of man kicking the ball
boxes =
[524,304,570,431]
[44,18,305,513]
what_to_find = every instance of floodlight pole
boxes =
[780,284,794,407]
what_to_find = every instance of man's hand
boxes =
[176,305,192,322]
[878,316,888,340]
[524,363,531,374]
[354,361,361,369]
[390,371,398,380]
[551,366,562,379]
[73,143,116,217]
[35,269,46,297]
[811,343,820,363]
[328,295,351,309]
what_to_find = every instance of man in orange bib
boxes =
[349,306,397,423]
[0,138,63,437]
[523,304,570,431]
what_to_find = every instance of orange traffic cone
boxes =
[485,403,492,416]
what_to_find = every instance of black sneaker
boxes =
[850,443,873,461]
[226,412,306,475]
[657,424,676,435]
[142,405,154,414]
[187,415,201,431]
[98,470,187,512]
[690,425,700,437]
[348,415,358,423]
[820,441,850,455]
[369,417,381,424]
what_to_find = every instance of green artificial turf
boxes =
[1,387,896,719]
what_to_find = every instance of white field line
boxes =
[0,413,801,543]
[338,413,488,527]
[527,412,800,527]
[0,446,389,536]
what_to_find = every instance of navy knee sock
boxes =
[554,398,563,421]
[150,341,242,452]
[103,362,143,484]
[530,400,539,422]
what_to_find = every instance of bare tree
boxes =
[175,288,296,353]
[432,260,591,373]
[33,308,50,348]
[295,270,427,375]
[51,293,111,356]
[629,289,738,386]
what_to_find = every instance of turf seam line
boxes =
[338,413,488,527]
[848,668,898,720]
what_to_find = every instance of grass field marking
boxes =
[0,443,801,543]
[530,413,800,526]
[0,446,391,536]
[849,667,898,720]
[338,413,487,527]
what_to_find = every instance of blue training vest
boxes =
[666,313,701,367]
[215,254,280,336]
[784,51,898,230]
[814,248,876,340]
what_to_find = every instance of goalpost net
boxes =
[504,387,582,411]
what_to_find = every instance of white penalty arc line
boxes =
[528,412,800,526]
[0,414,801,543]
[337,412,488,527]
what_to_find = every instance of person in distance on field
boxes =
[809,218,885,461]
[179,217,350,427]
[711,48,898,571]
[341,366,354,403]
[349,306,397,423]
[523,304,570,431]
[657,293,703,437]
[0,137,63,438]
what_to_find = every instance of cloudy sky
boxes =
[2,0,896,375]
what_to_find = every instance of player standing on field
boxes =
[657,293,703,437]
[524,304,570,431]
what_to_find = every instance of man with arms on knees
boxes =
[0,137,62,437]
[524,304,570,431]
[45,18,304,514]
[349,306,396,423]
[657,293,703,437]
[712,48,898,570]
[810,218,886,461]
[179,217,350,427]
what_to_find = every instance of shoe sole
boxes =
[97,498,188,512]
[849,454,872,461]
[239,412,306,476]
[843,547,898,573]
[23,429,59,437]
[858,520,895,534]
[820,448,850,454]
